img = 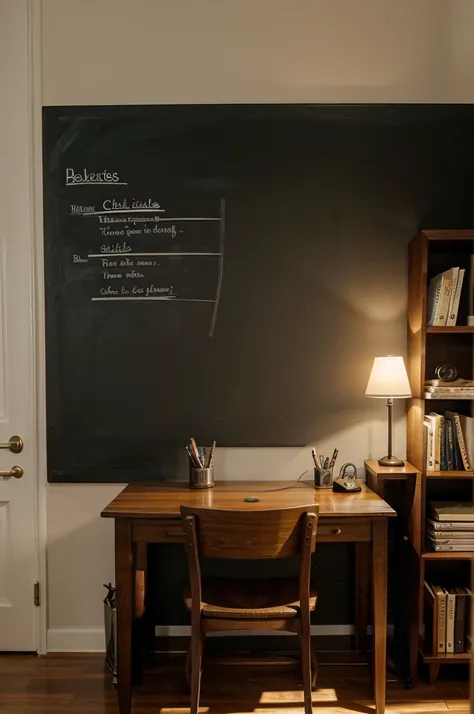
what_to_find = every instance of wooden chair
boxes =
[180,504,319,714]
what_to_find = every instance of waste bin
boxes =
[104,583,117,684]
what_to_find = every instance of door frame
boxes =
[28,0,47,654]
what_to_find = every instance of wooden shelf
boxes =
[427,326,474,333]
[422,230,474,241]
[421,649,471,663]
[422,551,474,560]
[426,470,474,478]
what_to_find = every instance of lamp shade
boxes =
[365,355,412,398]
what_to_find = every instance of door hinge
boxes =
[34,581,40,607]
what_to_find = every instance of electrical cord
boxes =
[241,470,312,493]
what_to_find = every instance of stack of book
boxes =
[427,501,474,551]
[425,378,474,400]
[424,580,472,654]
[427,266,465,326]
[423,410,474,471]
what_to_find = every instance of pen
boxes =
[207,440,216,468]
[198,446,205,467]
[323,456,329,470]
[319,455,325,468]
[186,445,200,468]
[311,449,318,468]
[329,448,339,469]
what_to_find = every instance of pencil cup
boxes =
[314,467,333,489]
[189,467,215,489]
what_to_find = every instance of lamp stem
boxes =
[387,397,393,458]
[378,396,404,467]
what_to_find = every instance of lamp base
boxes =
[378,455,404,467]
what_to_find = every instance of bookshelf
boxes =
[406,229,474,684]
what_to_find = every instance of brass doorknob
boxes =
[0,466,23,478]
[0,436,23,453]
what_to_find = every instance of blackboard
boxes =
[43,104,473,482]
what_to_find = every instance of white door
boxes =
[0,0,38,651]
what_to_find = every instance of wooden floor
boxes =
[0,652,470,714]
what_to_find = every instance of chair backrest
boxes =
[180,505,319,621]
[180,504,319,560]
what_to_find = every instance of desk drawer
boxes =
[317,519,371,542]
[133,520,184,543]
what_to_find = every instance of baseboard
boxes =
[47,628,106,653]
[46,624,393,653]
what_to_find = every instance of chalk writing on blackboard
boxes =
[69,195,226,337]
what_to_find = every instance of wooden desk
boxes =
[102,480,395,714]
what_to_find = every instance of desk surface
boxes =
[101,480,396,519]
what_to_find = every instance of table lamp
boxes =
[365,355,412,467]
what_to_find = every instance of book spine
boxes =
[446,419,454,469]
[435,274,452,326]
[454,592,466,653]
[440,418,447,470]
[446,590,455,653]
[425,421,434,471]
[453,428,462,470]
[430,521,474,530]
[423,421,434,471]
[453,414,470,470]
[447,268,464,326]
[446,268,460,326]
[437,591,447,652]
[435,416,441,470]
[427,279,442,326]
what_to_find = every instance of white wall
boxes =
[41,0,473,651]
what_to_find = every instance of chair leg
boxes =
[300,622,313,714]
[186,626,205,691]
[190,622,204,714]
[310,637,318,690]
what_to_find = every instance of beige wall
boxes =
[41,0,471,650]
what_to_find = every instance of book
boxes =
[446,588,456,653]
[427,528,474,539]
[428,518,474,531]
[457,413,474,469]
[445,411,471,470]
[435,269,453,326]
[429,502,474,522]
[425,413,442,470]
[426,379,474,387]
[428,536,474,548]
[428,542,474,552]
[433,585,447,652]
[446,419,454,469]
[454,587,466,653]
[427,274,443,326]
[424,581,438,654]
[425,392,474,400]
[446,267,465,325]
[423,420,434,471]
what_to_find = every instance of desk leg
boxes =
[115,519,134,714]
[372,519,388,714]
[354,542,370,652]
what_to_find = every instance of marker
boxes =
[323,456,329,470]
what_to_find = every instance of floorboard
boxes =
[0,653,469,714]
